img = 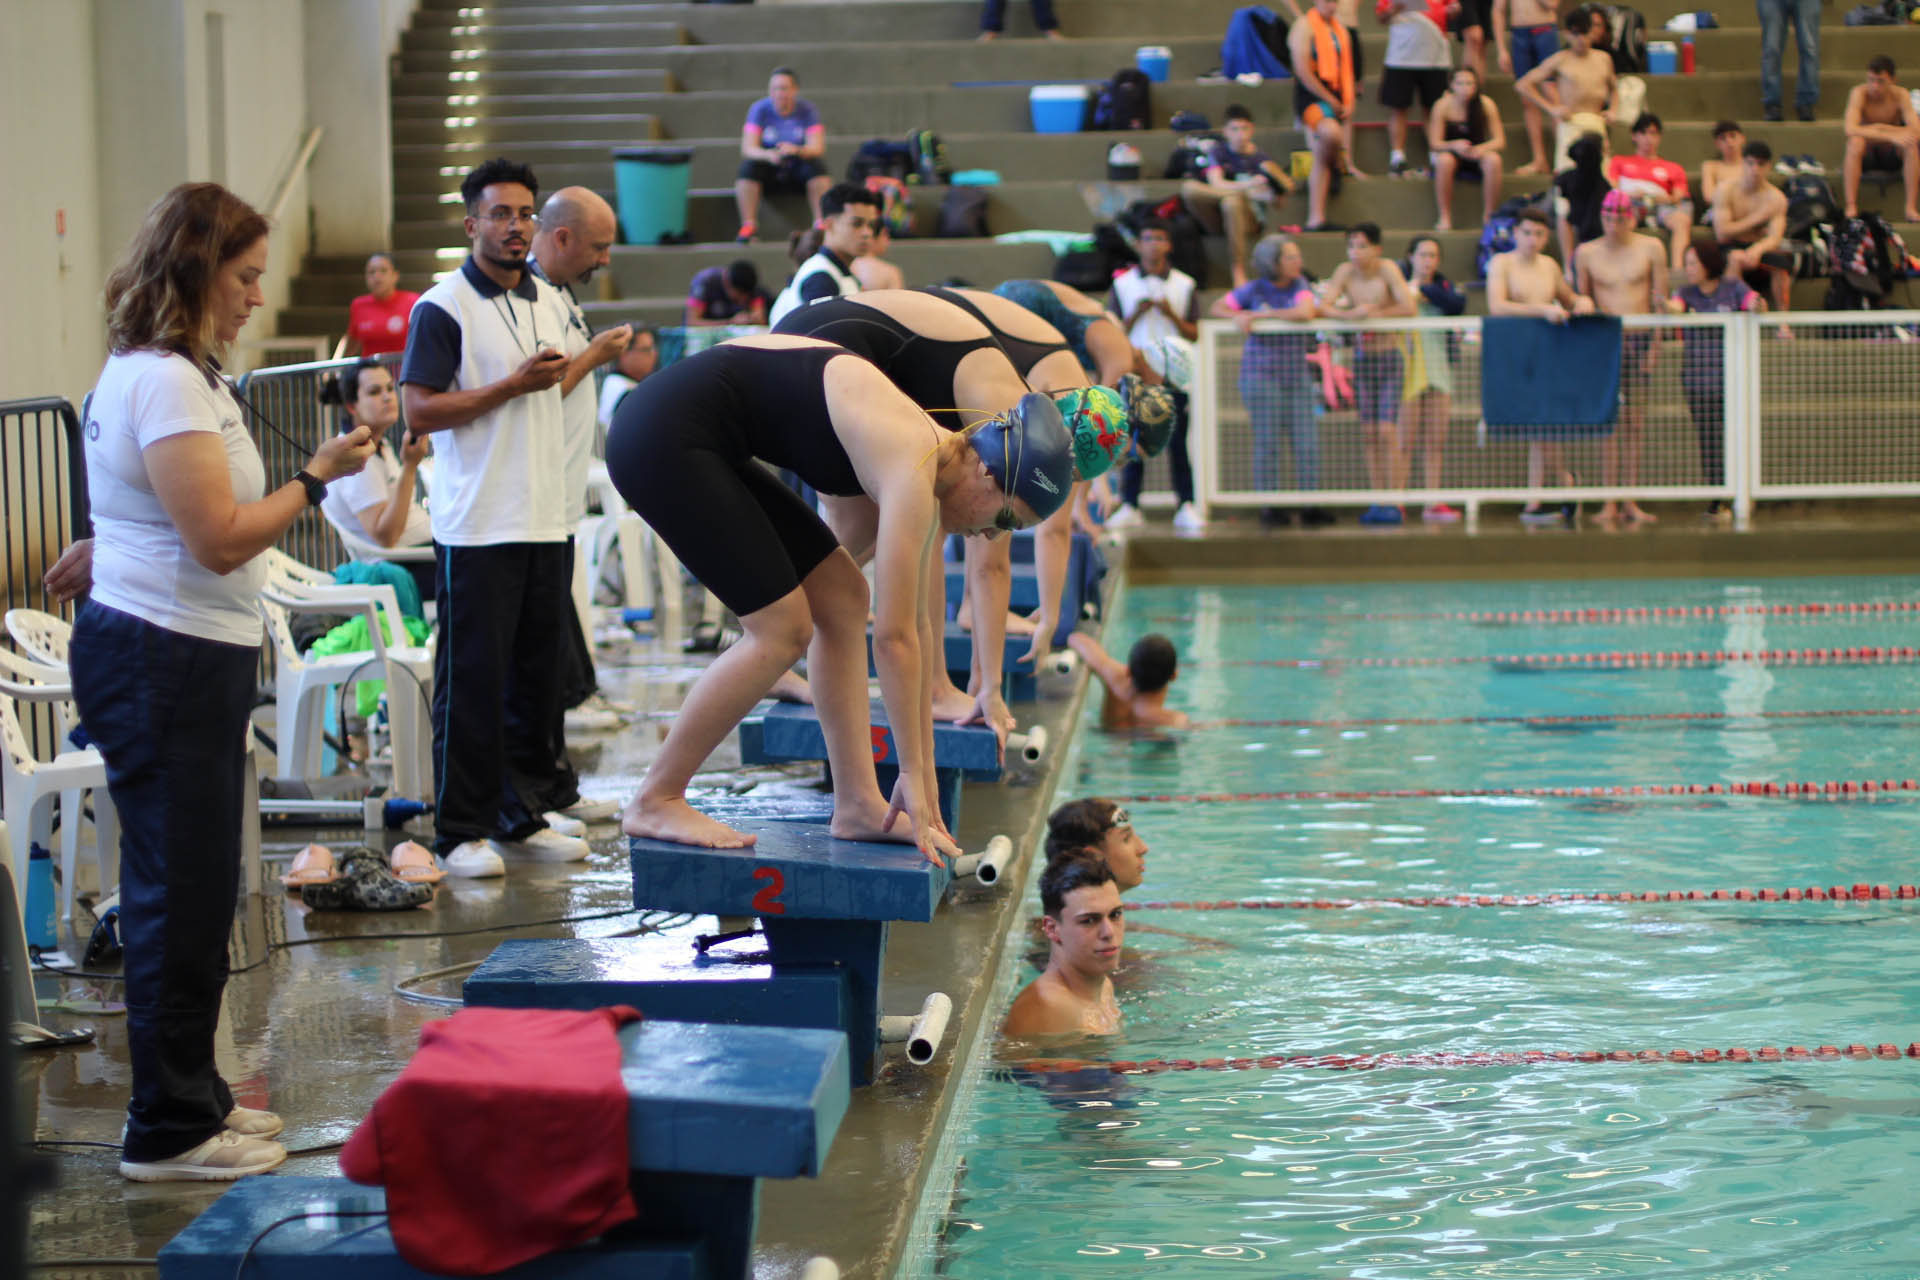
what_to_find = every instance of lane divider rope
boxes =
[1112,779,1920,803]
[1206,646,1920,670]
[1190,707,1920,730]
[1017,1042,1920,1075]
[1146,601,1920,627]
[1130,884,1920,910]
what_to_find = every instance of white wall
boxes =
[0,0,400,406]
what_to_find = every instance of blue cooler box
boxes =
[1645,42,1678,74]
[1135,45,1172,82]
[1030,84,1090,133]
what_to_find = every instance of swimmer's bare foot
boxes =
[1514,160,1547,176]
[830,794,952,864]
[1623,502,1658,524]
[1593,502,1621,526]
[622,795,755,848]
[1004,610,1038,635]
[769,668,813,704]
[932,683,976,722]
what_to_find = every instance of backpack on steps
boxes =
[1092,68,1152,131]
[937,186,989,238]
[863,175,914,237]
[846,139,913,184]
[1783,173,1840,241]
[906,129,951,185]
[1599,5,1648,73]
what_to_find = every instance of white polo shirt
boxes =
[529,257,596,530]
[399,257,568,546]
[768,248,860,327]
[84,349,267,646]
[1109,264,1198,378]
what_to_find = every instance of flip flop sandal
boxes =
[388,840,446,885]
[300,848,433,912]
[280,843,339,889]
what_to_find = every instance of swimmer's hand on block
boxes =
[952,834,1016,884]
[1005,724,1049,764]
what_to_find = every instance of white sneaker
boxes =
[119,1130,286,1182]
[1105,504,1145,530]
[1171,502,1206,532]
[443,840,507,879]
[225,1106,283,1139]
[494,830,590,863]
[542,810,588,837]
[556,795,620,823]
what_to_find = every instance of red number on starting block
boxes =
[869,725,891,762]
[751,866,786,915]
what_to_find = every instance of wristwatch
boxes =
[294,469,327,507]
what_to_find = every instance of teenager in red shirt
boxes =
[1606,113,1696,271]
[345,252,421,357]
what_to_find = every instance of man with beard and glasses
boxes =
[399,157,589,880]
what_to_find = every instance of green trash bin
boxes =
[612,146,693,245]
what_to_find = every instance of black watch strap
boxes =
[294,469,327,507]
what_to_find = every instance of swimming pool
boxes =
[909,575,1920,1278]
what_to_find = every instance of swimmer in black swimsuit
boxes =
[606,335,1074,858]
[777,290,1138,745]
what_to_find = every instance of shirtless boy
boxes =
[1700,121,1747,221]
[1494,0,1563,174]
[1487,207,1596,523]
[1516,6,1616,171]
[1843,56,1920,223]
[1322,223,1417,521]
[1067,631,1190,730]
[1712,139,1791,311]
[1002,856,1125,1039]
[1575,189,1668,525]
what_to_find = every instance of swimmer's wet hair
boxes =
[1127,633,1179,694]
[1040,852,1117,918]
[1046,798,1122,861]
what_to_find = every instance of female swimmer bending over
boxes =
[605,334,1072,859]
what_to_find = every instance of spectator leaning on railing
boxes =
[53,181,376,1183]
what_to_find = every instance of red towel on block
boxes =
[340,1005,643,1275]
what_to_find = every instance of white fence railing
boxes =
[1180,310,1920,530]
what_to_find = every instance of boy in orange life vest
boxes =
[1289,0,1357,231]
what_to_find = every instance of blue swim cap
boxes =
[1118,373,1177,457]
[971,392,1074,520]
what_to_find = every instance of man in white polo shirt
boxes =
[398,157,591,878]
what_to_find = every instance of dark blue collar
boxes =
[461,255,540,302]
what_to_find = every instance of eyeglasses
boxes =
[480,209,539,226]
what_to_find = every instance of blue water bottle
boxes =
[25,843,58,950]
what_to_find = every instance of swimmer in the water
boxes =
[605,336,1073,859]
[773,288,1138,752]
[1002,855,1126,1039]
[1041,798,1229,961]
[1066,631,1189,730]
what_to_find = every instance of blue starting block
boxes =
[737,698,1001,829]
[157,1019,849,1280]
[944,561,1042,612]
[868,622,1036,700]
[469,820,950,1084]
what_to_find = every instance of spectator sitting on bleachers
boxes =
[735,67,831,243]
[1289,0,1359,232]
[852,220,906,291]
[1377,0,1454,180]
[596,328,658,433]
[1182,104,1295,288]
[1843,56,1920,224]
[768,183,878,326]
[686,260,771,327]
[1428,67,1507,231]
[1700,121,1747,221]
[344,252,420,357]
[1608,112,1696,271]
[1516,7,1615,173]
[318,359,435,601]
[1713,139,1791,311]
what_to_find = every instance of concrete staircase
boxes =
[276,0,1919,339]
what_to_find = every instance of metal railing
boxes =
[1189,310,1920,530]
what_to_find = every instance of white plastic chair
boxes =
[5,609,73,667]
[0,647,119,926]
[582,460,710,646]
[259,550,434,804]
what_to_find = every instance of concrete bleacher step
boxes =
[403,20,691,51]
[392,112,667,146]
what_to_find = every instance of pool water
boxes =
[916,575,1920,1279]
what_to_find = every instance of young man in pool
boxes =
[1066,631,1189,730]
[1046,798,1148,889]
[1002,856,1126,1039]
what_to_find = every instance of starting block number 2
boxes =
[751,866,786,914]
[869,725,893,762]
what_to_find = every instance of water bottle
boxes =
[1681,39,1696,74]
[25,843,57,950]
